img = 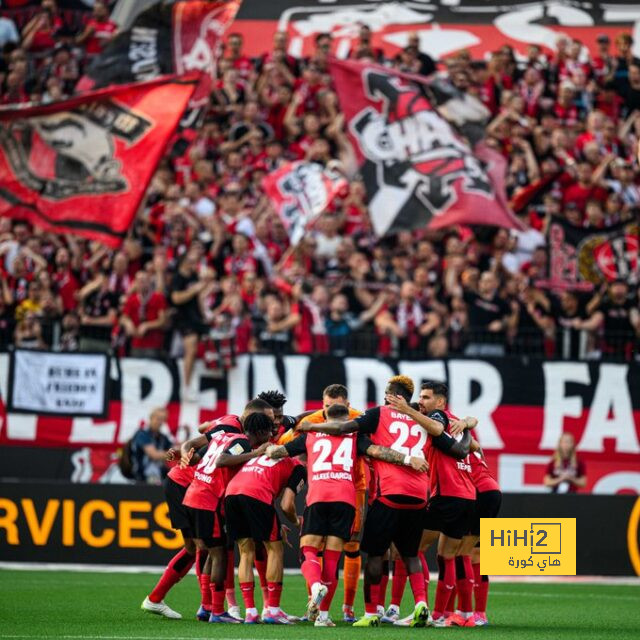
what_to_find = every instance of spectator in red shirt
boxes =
[121,271,168,357]
[225,32,254,80]
[224,233,258,281]
[21,0,64,56]
[544,433,587,493]
[562,161,608,213]
[52,246,79,312]
[75,0,117,58]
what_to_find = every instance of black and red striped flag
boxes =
[330,59,522,236]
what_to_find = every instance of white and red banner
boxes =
[330,59,521,236]
[230,0,639,60]
[262,161,348,244]
[0,76,197,247]
[0,354,638,494]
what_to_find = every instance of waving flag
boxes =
[78,0,241,106]
[0,77,197,247]
[263,161,348,244]
[539,216,639,291]
[330,59,522,236]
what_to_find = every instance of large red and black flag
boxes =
[538,216,639,291]
[78,0,241,106]
[0,76,197,247]
[330,58,522,236]
[262,161,348,244]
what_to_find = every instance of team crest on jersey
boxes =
[0,100,151,200]
[349,69,493,218]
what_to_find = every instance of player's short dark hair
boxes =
[421,381,449,401]
[326,403,349,420]
[257,390,287,409]
[243,412,273,435]
[323,384,348,400]
[244,398,273,413]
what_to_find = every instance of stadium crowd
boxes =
[1,2,639,382]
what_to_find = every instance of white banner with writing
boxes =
[9,350,109,417]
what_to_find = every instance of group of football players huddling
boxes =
[141,375,501,628]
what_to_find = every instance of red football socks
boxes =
[267,581,283,609]
[196,551,211,608]
[418,551,430,604]
[148,548,195,603]
[320,549,341,610]
[301,546,323,589]
[408,569,427,605]
[225,550,237,608]
[239,581,255,609]
[446,584,457,613]
[433,555,456,617]
[254,553,269,606]
[210,581,226,616]
[473,562,489,613]
[364,581,380,615]
[456,555,474,613]
[379,559,390,609]
[391,558,408,606]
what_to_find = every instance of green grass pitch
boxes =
[0,569,638,640]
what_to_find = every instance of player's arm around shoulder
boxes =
[356,433,428,472]
[386,394,445,436]
[297,419,359,435]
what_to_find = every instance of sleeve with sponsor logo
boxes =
[223,438,251,456]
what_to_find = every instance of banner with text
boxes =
[0,484,637,575]
[8,349,109,417]
[0,354,638,494]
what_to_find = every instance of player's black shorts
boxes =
[360,499,425,557]
[301,501,355,541]
[423,495,475,540]
[163,476,194,537]
[189,504,226,548]
[224,495,281,543]
[470,490,502,536]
